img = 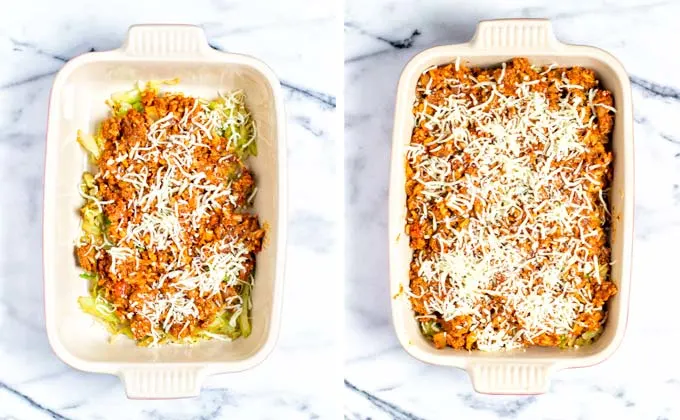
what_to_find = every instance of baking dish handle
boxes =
[470,19,562,50]
[467,362,555,394]
[120,367,206,399]
[122,24,211,57]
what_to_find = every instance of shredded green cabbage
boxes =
[208,91,257,158]
[110,89,143,116]
[82,172,95,190]
[204,310,241,339]
[420,320,441,337]
[78,282,133,339]
[77,130,104,161]
[575,328,603,347]
[81,201,104,237]
[559,327,603,349]
[558,334,574,349]
[238,283,252,338]
[201,283,253,340]
[78,172,113,248]
[107,79,179,116]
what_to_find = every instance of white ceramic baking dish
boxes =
[389,19,634,394]
[43,24,287,399]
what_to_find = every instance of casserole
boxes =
[389,19,633,394]
[44,24,287,399]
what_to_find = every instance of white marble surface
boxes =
[0,0,338,419]
[345,1,680,419]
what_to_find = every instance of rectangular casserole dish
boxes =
[389,19,633,394]
[44,24,287,399]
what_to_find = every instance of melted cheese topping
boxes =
[407,62,614,351]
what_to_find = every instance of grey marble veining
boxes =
[0,0,337,418]
[345,1,680,419]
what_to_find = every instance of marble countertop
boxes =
[345,1,680,419]
[0,0,337,419]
